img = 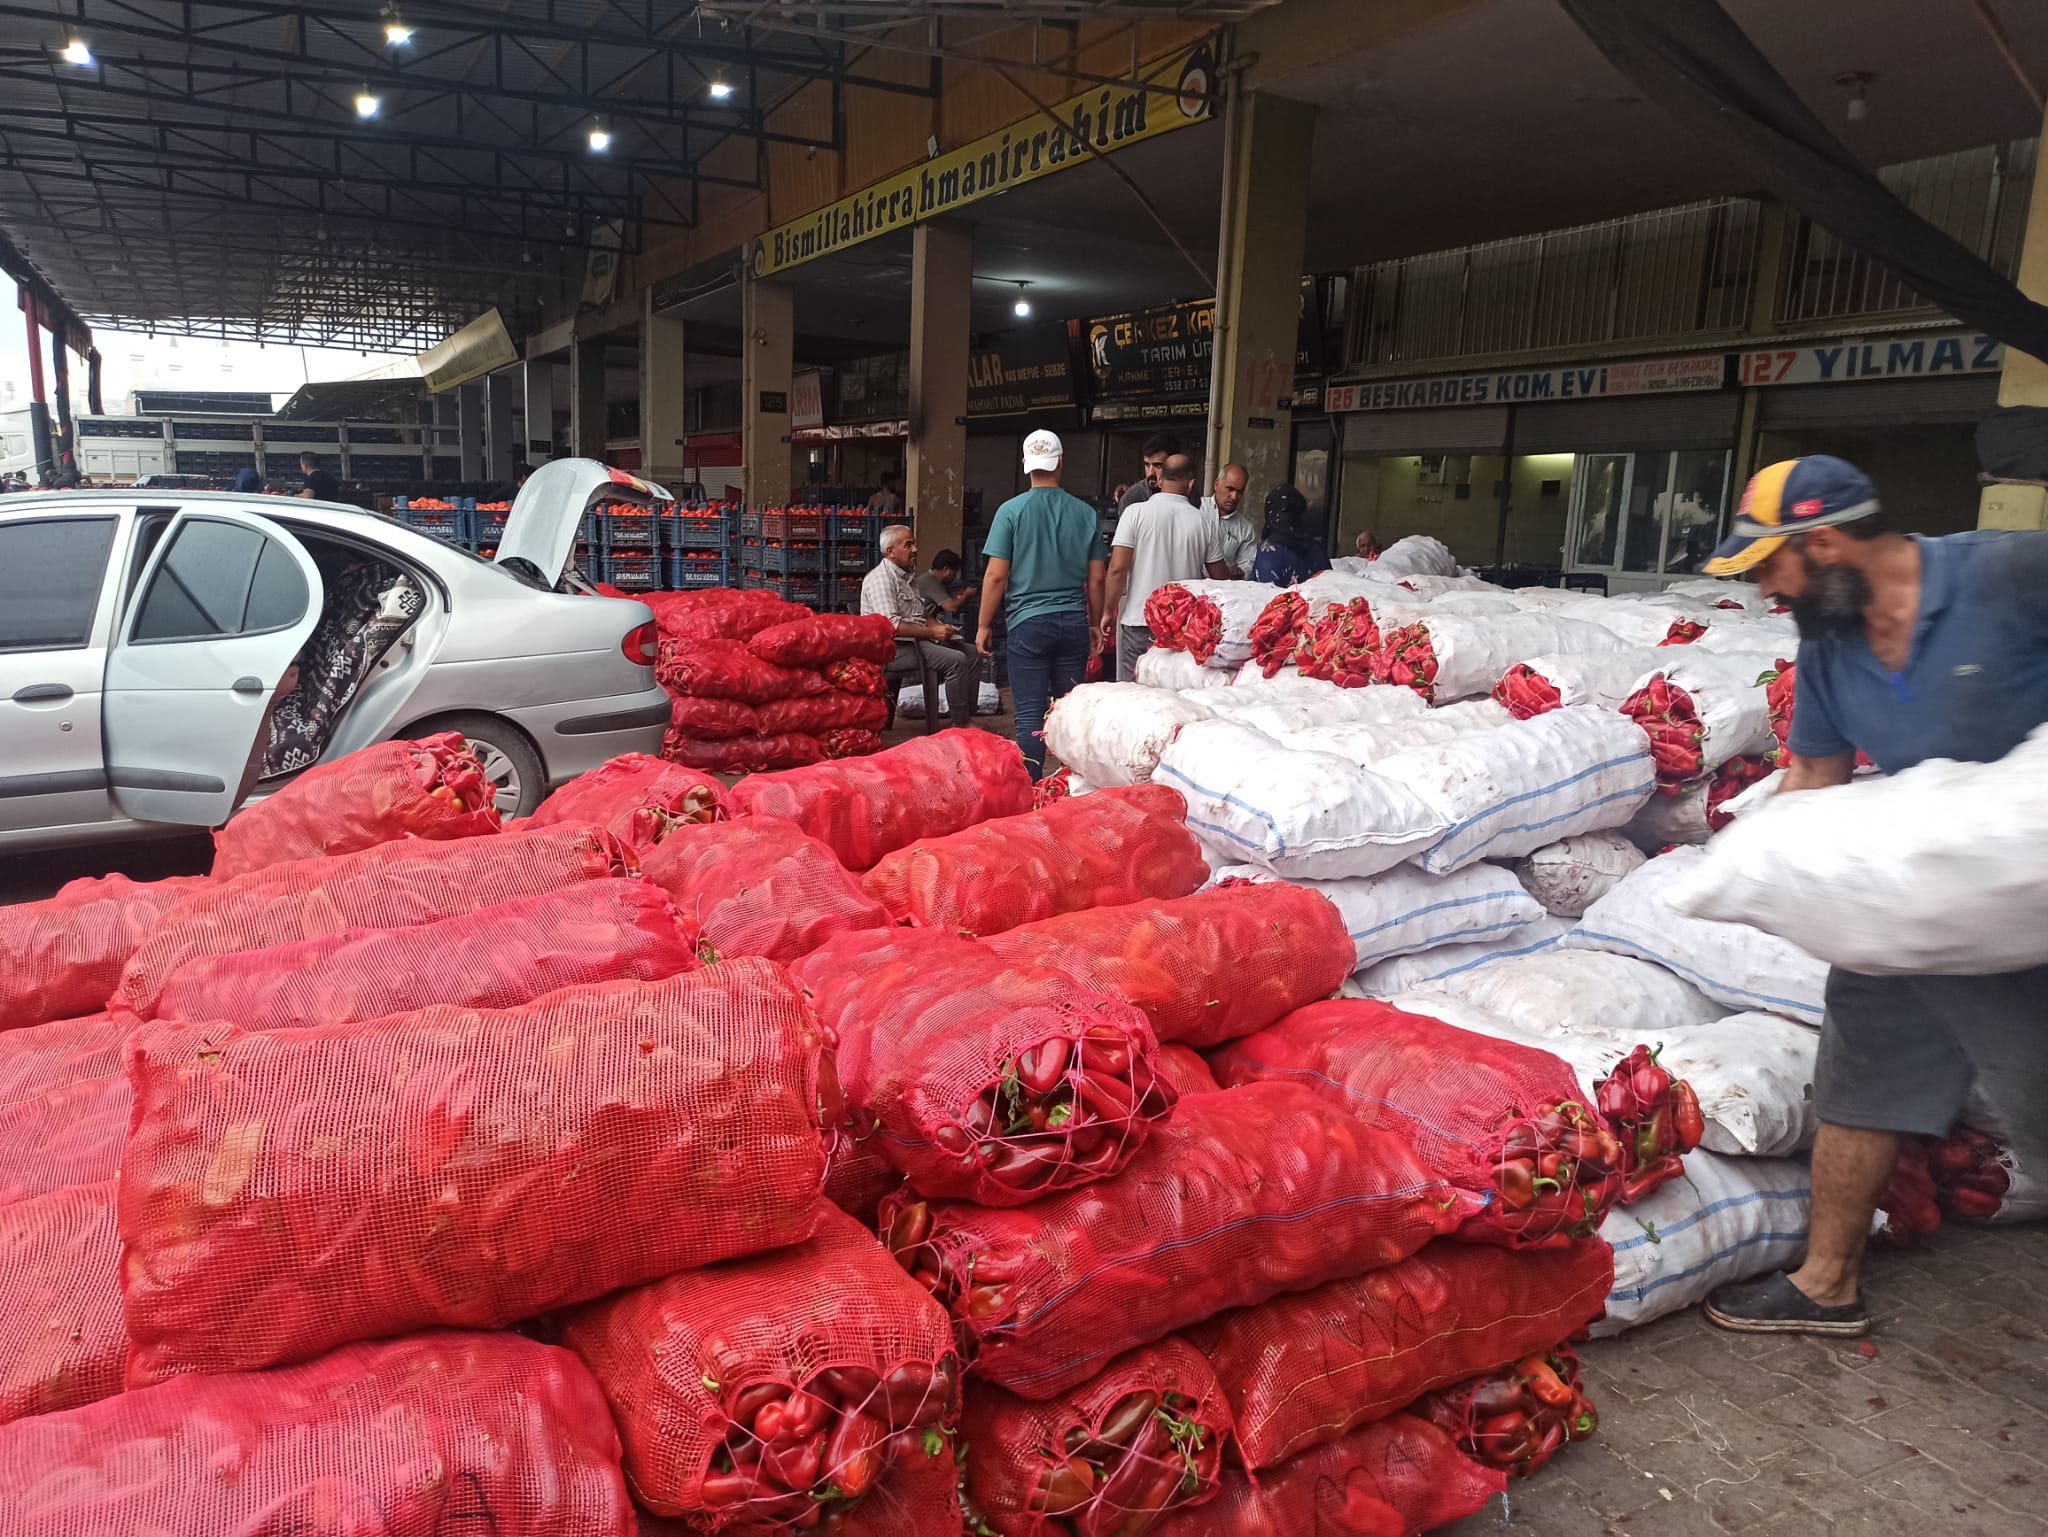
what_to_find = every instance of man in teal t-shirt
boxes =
[977,429,1106,776]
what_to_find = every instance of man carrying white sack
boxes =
[1696,454,2048,1340]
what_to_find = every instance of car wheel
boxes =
[405,713,545,820]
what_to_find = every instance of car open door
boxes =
[102,507,324,826]
[494,458,673,589]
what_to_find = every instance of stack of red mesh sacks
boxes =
[653,590,896,772]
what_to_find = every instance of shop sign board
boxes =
[753,41,1215,278]
[967,322,1076,416]
[1326,354,1725,414]
[1736,327,2005,386]
[1086,282,1321,402]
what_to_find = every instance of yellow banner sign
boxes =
[753,40,1216,278]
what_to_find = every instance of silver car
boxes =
[0,459,674,852]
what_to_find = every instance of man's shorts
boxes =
[1815,964,2048,1137]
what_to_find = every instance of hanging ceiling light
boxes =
[1013,282,1033,319]
[354,90,383,118]
[384,21,414,45]
[708,80,734,100]
[588,121,612,152]
[1835,71,1872,122]
[61,38,93,66]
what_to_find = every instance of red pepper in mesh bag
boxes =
[1152,1412,1505,1537]
[119,959,827,1384]
[1211,1000,1623,1248]
[1763,658,1796,765]
[531,751,725,833]
[861,785,1205,937]
[1592,1043,1704,1204]
[666,730,828,773]
[1876,1139,1943,1239]
[961,1336,1232,1537]
[1704,753,1775,830]
[0,1072,128,1205]
[794,930,1173,1207]
[0,1011,129,1109]
[1493,662,1565,720]
[825,1133,903,1226]
[820,727,885,760]
[660,638,834,701]
[0,873,208,1032]
[0,1331,633,1535]
[640,815,891,965]
[1366,621,1442,697]
[1621,673,1708,792]
[1152,1045,1220,1096]
[1188,1238,1613,1469]
[1924,1126,2013,1221]
[982,883,1352,1049]
[1415,1344,1597,1479]
[668,694,768,740]
[1661,617,1708,644]
[148,878,703,1031]
[1142,584,1200,653]
[727,728,1035,870]
[1248,591,1310,677]
[879,1083,1475,1399]
[825,657,887,697]
[658,591,811,645]
[210,732,499,879]
[1296,599,1379,687]
[750,612,899,668]
[560,1207,959,1530]
[0,1181,124,1425]
[757,692,890,737]
[1033,767,1073,809]
[115,821,635,1016]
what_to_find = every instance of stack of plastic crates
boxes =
[595,500,664,591]
[390,497,473,548]
[740,507,827,608]
[665,503,736,590]
[471,500,512,557]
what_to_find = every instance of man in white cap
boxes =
[976,429,1106,777]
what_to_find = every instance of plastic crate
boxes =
[669,553,729,590]
[397,509,472,545]
[666,513,732,551]
[743,571,824,607]
[474,510,509,544]
[830,543,872,574]
[832,575,867,613]
[739,511,763,540]
[758,509,827,542]
[743,540,824,576]
[827,510,871,542]
[602,554,663,592]
[598,511,660,552]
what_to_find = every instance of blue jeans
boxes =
[1007,611,1091,777]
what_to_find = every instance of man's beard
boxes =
[1785,554,1872,642]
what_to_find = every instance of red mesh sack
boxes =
[860,785,1206,937]
[750,612,898,668]
[726,728,1034,870]
[1188,1238,1613,1468]
[119,959,827,1383]
[845,1445,963,1536]
[0,874,208,1031]
[148,878,703,1031]
[825,1133,903,1226]
[669,694,765,739]
[1153,1413,1505,1537]
[530,752,724,833]
[1494,662,1565,719]
[821,727,885,759]
[0,1012,130,1108]
[1032,767,1072,809]
[560,1207,959,1528]
[1248,591,1310,677]
[1415,1343,1597,1478]
[659,638,833,701]
[1211,1001,1622,1248]
[1153,1043,1220,1096]
[640,815,891,964]
[659,592,811,645]
[0,1072,128,1205]
[1296,598,1379,687]
[115,821,634,1016]
[961,1336,1233,1536]
[825,657,887,697]
[210,732,500,879]
[879,1083,1475,1399]
[794,930,1174,1207]
[0,1182,124,1424]
[665,731,828,774]
[1591,1043,1704,1204]
[757,691,890,736]
[983,883,1352,1048]
[0,1330,633,1535]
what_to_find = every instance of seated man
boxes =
[861,524,976,723]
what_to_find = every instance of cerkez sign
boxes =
[1087,281,1321,403]
[966,322,1076,417]
[1326,354,1726,413]
[1738,328,2005,386]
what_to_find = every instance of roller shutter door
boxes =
[1513,391,1740,453]
[1341,405,1510,455]
[1757,376,1998,430]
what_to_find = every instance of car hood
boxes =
[495,458,672,586]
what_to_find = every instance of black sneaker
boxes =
[1704,1271,1870,1337]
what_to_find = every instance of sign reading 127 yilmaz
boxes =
[752,41,1215,278]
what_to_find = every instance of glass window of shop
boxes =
[1566,450,1731,581]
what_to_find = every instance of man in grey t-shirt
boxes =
[1102,453,1230,680]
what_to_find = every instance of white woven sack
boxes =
[1153,719,1445,880]
[1283,700,1510,767]
[1381,572,1501,598]
[1516,832,1645,918]
[1622,789,1712,849]
[1345,915,1574,997]
[1041,682,1211,788]
[1626,650,1778,772]
[1149,579,1281,670]
[1663,577,1770,614]
[1183,678,1430,736]
[1593,1153,1811,1334]
[1507,648,1667,711]
[1563,848,1827,1024]
[1219,862,1541,971]
[1349,534,1457,580]
[1137,647,1235,690]
[1407,948,1722,1037]
[1690,616,1796,656]
[1290,570,1397,613]
[1414,592,1529,618]
[1384,615,1630,702]
[1368,708,1655,873]
[1669,728,2048,976]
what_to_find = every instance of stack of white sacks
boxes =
[1040,539,2015,1333]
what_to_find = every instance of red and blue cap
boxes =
[1705,455,1879,576]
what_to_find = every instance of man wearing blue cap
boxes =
[1699,455,2048,1339]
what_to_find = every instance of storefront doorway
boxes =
[1565,449,1732,592]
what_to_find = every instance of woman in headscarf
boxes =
[1252,484,1330,587]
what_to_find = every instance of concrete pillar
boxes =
[523,358,556,463]
[1733,199,1797,488]
[641,290,688,490]
[742,274,794,505]
[1981,102,2048,530]
[484,370,516,481]
[456,382,485,483]
[1208,91,1316,501]
[907,221,973,558]
[571,335,609,460]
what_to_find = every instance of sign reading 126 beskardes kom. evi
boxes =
[1326,354,1726,413]
[753,41,1214,278]
[1737,327,2004,386]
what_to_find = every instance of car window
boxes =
[0,516,118,650]
[130,516,309,642]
